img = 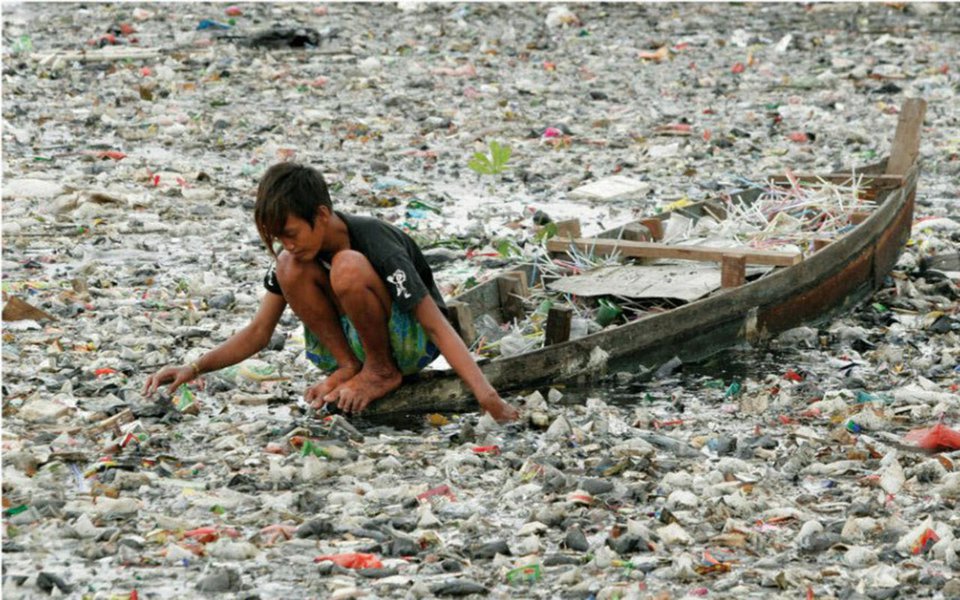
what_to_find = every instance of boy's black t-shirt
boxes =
[263,211,447,316]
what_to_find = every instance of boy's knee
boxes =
[274,251,306,287]
[330,251,374,293]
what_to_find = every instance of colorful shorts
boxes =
[304,306,440,376]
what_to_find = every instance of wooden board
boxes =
[548,263,770,301]
[766,173,904,190]
[546,237,802,266]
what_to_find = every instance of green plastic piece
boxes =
[506,563,541,583]
[724,380,742,398]
[4,505,29,517]
[595,298,622,327]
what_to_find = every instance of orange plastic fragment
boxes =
[639,46,669,62]
[911,528,940,554]
[313,552,383,569]
[183,527,219,543]
[182,526,240,544]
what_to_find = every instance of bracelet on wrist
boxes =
[189,361,202,377]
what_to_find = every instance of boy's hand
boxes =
[143,365,198,396]
[476,391,520,423]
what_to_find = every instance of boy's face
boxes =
[277,208,329,262]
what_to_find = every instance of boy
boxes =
[144,162,520,422]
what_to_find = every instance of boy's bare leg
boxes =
[325,250,402,413]
[274,251,361,404]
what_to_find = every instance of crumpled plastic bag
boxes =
[313,552,384,569]
[903,423,960,452]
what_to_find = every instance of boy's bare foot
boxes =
[305,364,361,408]
[477,392,521,423]
[327,365,402,414]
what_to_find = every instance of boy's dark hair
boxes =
[254,162,332,256]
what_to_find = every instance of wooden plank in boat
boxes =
[547,263,769,302]
[553,219,582,239]
[545,306,573,346]
[766,173,904,190]
[446,301,477,345]
[721,254,747,288]
[546,237,802,266]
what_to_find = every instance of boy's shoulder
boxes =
[340,211,407,239]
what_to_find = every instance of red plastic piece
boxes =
[314,553,383,569]
[97,151,126,161]
[784,369,803,382]
[416,484,457,502]
[911,528,940,555]
[904,423,960,452]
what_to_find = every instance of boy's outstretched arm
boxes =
[143,292,287,396]
[414,296,520,423]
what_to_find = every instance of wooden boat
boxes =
[365,99,926,417]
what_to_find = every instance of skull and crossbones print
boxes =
[387,269,412,299]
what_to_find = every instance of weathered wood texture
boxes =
[553,219,582,239]
[544,306,573,346]
[446,301,477,346]
[640,218,664,241]
[721,255,747,288]
[886,98,927,176]
[766,173,904,190]
[497,271,529,323]
[546,237,801,266]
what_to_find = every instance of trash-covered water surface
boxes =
[3,3,960,598]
